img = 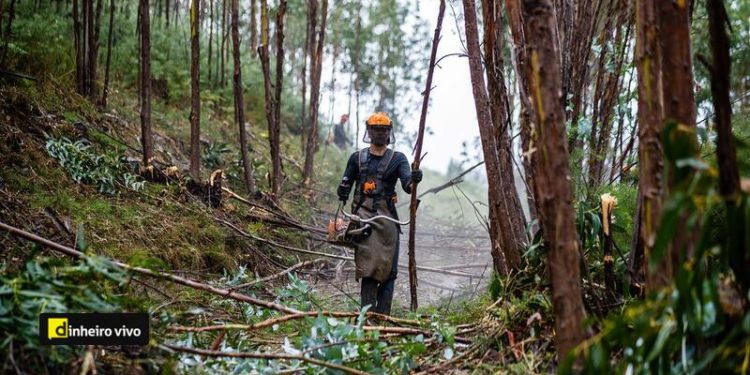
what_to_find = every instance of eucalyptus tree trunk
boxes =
[219,0,226,86]
[139,0,153,166]
[476,0,528,273]
[299,0,314,150]
[0,0,15,67]
[249,0,257,52]
[271,0,286,195]
[231,0,255,194]
[302,0,328,185]
[632,0,663,292]
[566,0,604,152]
[232,0,255,194]
[654,0,699,287]
[189,0,201,180]
[73,0,84,94]
[521,0,587,359]
[207,0,213,84]
[93,0,104,94]
[503,0,538,227]
[706,0,746,292]
[100,0,115,107]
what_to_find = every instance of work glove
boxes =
[337,182,352,202]
[411,169,423,184]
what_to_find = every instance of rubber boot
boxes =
[376,278,395,315]
[360,277,379,312]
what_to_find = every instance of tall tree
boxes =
[302,0,328,185]
[249,0,257,52]
[208,0,214,84]
[481,0,528,271]
[521,0,587,358]
[299,0,314,150]
[189,0,201,180]
[654,0,699,287]
[632,0,664,292]
[1,0,15,66]
[139,0,153,166]
[504,0,539,227]
[706,0,745,290]
[231,0,255,193]
[219,0,227,86]
[272,0,286,194]
[101,0,115,108]
[408,0,445,312]
[565,0,604,151]
[464,0,527,276]
[587,1,631,187]
[84,0,95,98]
[92,0,104,97]
[258,0,285,195]
[73,0,84,94]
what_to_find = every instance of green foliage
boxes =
[202,142,232,170]
[46,137,144,195]
[563,121,750,374]
[0,254,125,373]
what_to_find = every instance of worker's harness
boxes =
[353,147,396,214]
[328,147,409,243]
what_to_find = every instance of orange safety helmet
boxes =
[365,112,393,127]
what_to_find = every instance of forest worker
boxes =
[336,112,422,315]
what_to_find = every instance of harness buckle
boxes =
[362,180,377,195]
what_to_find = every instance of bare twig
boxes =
[229,259,325,290]
[408,0,446,312]
[396,160,485,208]
[170,310,420,333]
[0,221,301,314]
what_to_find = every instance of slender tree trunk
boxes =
[521,0,587,358]
[165,0,169,27]
[271,0,286,195]
[258,0,273,189]
[139,0,153,165]
[463,0,509,275]
[219,0,226,86]
[299,0,313,150]
[504,0,539,228]
[655,0,699,286]
[302,0,327,185]
[352,8,362,149]
[189,0,201,180]
[481,0,528,271]
[207,0,213,85]
[566,0,604,151]
[249,0,256,52]
[408,0,445,311]
[231,0,255,194]
[0,0,15,67]
[92,0,104,98]
[84,0,95,98]
[73,0,84,94]
[101,0,115,107]
[633,0,664,291]
[707,0,746,292]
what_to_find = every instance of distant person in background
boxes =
[333,114,351,149]
[336,112,422,315]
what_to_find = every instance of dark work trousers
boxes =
[360,235,400,315]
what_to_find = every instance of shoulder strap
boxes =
[376,148,396,180]
[358,147,370,180]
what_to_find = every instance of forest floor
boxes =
[1,81,549,374]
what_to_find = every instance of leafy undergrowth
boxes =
[0,79,554,374]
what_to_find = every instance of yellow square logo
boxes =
[48,318,68,339]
